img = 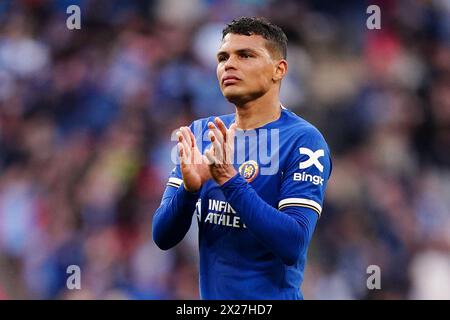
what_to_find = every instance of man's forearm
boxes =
[220,174,318,266]
[152,184,199,250]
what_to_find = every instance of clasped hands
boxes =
[176,118,238,192]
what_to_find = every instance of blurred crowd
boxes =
[0,0,449,299]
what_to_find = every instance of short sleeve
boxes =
[278,128,332,217]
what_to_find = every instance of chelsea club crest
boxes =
[238,160,259,182]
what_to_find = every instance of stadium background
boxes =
[0,0,449,299]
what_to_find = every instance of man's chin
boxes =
[223,89,262,106]
[224,95,244,105]
[223,89,246,105]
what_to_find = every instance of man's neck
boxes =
[234,91,282,130]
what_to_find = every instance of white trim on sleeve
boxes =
[167,177,183,188]
[278,198,322,216]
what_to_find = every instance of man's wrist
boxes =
[218,172,241,187]
[181,183,200,196]
[219,173,248,202]
[216,170,238,186]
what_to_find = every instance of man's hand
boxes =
[177,126,211,192]
[204,118,238,186]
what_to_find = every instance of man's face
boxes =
[216,33,281,105]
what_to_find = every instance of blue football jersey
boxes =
[164,107,332,299]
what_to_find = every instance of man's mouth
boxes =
[222,75,241,86]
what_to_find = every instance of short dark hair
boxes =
[222,17,288,59]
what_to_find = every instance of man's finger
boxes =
[225,123,237,163]
[180,127,194,149]
[188,130,203,165]
[204,149,218,166]
[227,123,237,146]
[208,131,223,164]
[178,142,187,165]
[208,122,224,145]
[202,154,211,167]
[177,130,191,159]
[187,127,197,148]
[214,117,228,141]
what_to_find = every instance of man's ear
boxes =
[273,59,288,82]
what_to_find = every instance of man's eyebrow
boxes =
[216,51,228,57]
[216,48,259,57]
[235,48,258,55]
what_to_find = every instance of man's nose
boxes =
[224,55,237,70]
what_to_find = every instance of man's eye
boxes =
[240,53,251,58]
[218,56,227,62]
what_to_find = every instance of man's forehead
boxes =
[218,33,268,53]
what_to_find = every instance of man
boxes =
[152,17,332,299]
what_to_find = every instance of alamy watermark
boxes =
[66,265,81,290]
[366,265,381,290]
[66,5,81,30]
[65,5,380,31]
[170,123,280,176]
[366,5,381,30]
